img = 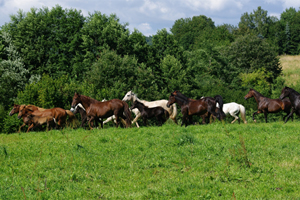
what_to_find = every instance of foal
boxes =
[24,114,55,132]
[130,100,169,126]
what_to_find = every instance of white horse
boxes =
[216,102,247,124]
[122,91,178,126]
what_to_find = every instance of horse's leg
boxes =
[284,108,295,123]
[26,123,35,133]
[252,110,261,123]
[143,117,147,126]
[88,116,95,130]
[103,116,113,125]
[132,112,141,125]
[263,111,268,123]
[18,123,27,133]
[229,111,239,124]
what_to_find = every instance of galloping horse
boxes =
[122,91,178,126]
[17,105,77,129]
[130,100,169,126]
[9,104,47,132]
[166,91,225,127]
[280,86,300,123]
[244,88,292,123]
[71,92,131,128]
[24,114,55,132]
[216,102,247,124]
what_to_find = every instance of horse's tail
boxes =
[65,110,79,127]
[169,103,177,122]
[238,104,247,124]
[123,102,132,128]
[214,95,226,120]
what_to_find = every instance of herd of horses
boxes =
[8,87,300,133]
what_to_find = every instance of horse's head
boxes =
[17,105,28,119]
[122,91,134,102]
[244,89,254,100]
[71,92,82,109]
[280,87,290,100]
[171,90,179,96]
[9,104,20,116]
[167,94,176,108]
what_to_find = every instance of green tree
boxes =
[85,49,137,100]
[171,15,215,51]
[223,34,282,84]
[0,32,30,109]
[238,6,273,38]
[2,6,85,78]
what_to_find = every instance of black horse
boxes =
[130,100,169,126]
[280,86,300,123]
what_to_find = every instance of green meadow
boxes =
[1,122,300,199]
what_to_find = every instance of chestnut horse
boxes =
[71,92,131,128]
[24,114,55,132]
[280,86,300,123]
[9,104,46,132]
[244,88,292,123]
[166,91,225,127]
[17,105,77,129]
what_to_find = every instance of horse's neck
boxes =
[252,91,264,103]
[132,94,141,103]
[81,96,94,108]
[135,105,145,113]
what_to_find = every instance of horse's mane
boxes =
[173,91,190,104]
[286,87,300,95]
[80,94,100,104]
[250,88,265,97]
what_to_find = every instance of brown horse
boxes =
[24,114,55,132]
[166,91,225,127]
[17,105,77,129]
[244,88,292,123]
[9,104,46,132]
[71,92,131,128]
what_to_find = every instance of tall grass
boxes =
[280,55,300,86]
[1,122,300,199]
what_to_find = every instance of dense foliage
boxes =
[1,5,300,132]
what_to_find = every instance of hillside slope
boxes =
[280,55,300,86]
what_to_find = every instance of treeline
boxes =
[0,5,299,132]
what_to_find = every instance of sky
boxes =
[1,0,300,36]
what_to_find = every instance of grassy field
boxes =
[1,122,300,199]
[280,55,300,86]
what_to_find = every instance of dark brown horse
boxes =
[130,100,169,126]
[280,86,300,123]
[17,105,77,129]
[166,91,225,127]
[244,88,292,123]
[71,92,131,128]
